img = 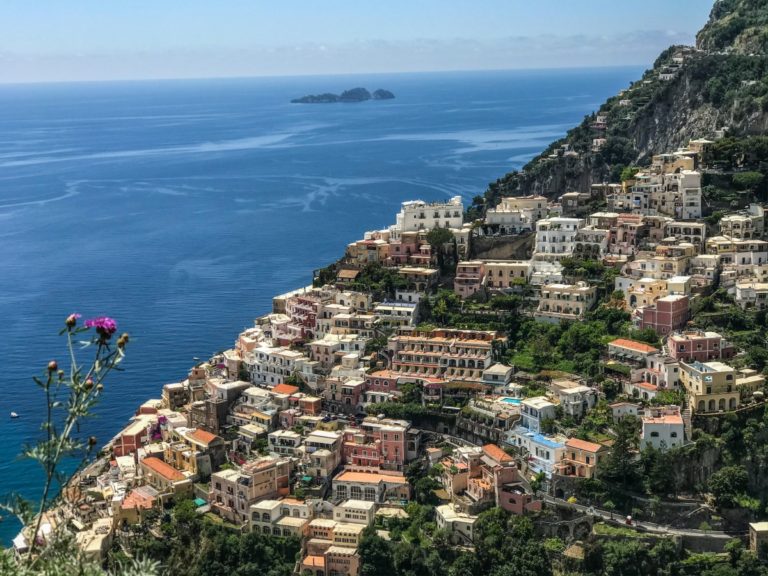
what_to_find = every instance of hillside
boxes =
[474,0,768,209]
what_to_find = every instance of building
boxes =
[333,500,376,526]
[505,427,565,477]
[550,380,597,419]
[388,328,504,383]
[640,406,685,451]
[393,197,464,236]
[555,439,608,480]
[667,330,735,362]
[139,457,193,497]
[607,339,660,364]
[520,397,557,433]
[268,430,303,456]
[749,522,768,554]
[535,282,597,323]
[250,498,313,537]
[436,504,478,544]
[680,360,740,414]
[634,294,689,335]
[735,281,768,310]
[332,470,410,504]
[534,217,585,260]
[483,260,531,291]
[720,204,765,240]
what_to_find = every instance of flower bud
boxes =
[84,379,94,391]
[65,314,80,328]
[57,370,65,378]
[96,384,104,392]
[48,360,58,372]
[88,436,98,448]
[117,333,130,349]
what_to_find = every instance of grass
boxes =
[593,522,657,539]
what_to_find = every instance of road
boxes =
[540,495,740,540]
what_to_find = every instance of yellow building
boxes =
[483,260,531,290]
[680,360,740,414]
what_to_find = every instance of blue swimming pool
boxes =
[500,397,522,405]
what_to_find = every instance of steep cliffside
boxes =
[475,0,768,208]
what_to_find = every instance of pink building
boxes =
[364,370,400,394]
[454,261,485,299]
[634,294,689,336]
[667,330,735,362]
[388,231,426,267]
[341,418,410,471]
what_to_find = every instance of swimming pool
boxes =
[499,397,522,405]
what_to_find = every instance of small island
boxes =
[291,87,395,103]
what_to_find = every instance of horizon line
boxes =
[0,62,651,88]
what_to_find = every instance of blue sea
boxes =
[0,67,640,544]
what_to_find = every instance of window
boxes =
[650,431,659,437]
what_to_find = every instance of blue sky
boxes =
[0,1,715,82]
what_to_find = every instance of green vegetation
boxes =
[124,500,300,576]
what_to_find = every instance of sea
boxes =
[0,67,641,544]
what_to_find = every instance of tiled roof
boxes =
[189,428,218,445]
[142,457,185,481]
[273,383,300,395]
[334,471,407,484]
[482,443,513,464]
[565,438,604,453]
[608,338,659,354]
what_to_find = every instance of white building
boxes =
[332,500,376,526]
[640,407,685,451]
[505,426,565,477]
[735,281,768,310]
[534,217,585,260]
[268,430,302,456]
[436,504,478,544]
[392,197,464,237]
[520,396,557,433]
[535,282,598,323]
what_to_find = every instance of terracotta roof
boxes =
[121,489,156,510]
[482,444,513,464]
[565,438,604,453]
[273,383,300,395]
[337,269,360,279]
[334,471,407,484]
[608,338,659,354]
[141,457,185,481]
[189,428,218,445]
[635,382,658,391]
[644,414,683,425]
[303,555,325,568]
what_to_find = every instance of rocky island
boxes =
[291,87,395,103]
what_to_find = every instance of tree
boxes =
[426,227,455,271]
[600,417,639,490]
[709,465,749,508]
[733,171,764,192]
[358,529,395,576]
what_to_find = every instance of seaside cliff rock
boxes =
[291,87,394,103]
[475,0,768,206]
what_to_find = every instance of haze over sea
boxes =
[0,67,640,544]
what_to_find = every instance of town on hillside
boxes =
[16,136,768,573]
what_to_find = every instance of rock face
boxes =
[481,0,768,203]
[291,87,393,104]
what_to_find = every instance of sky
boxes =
[0,1,715,83]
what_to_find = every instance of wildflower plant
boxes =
[0,314,157,574]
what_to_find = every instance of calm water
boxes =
[0,67,640,543]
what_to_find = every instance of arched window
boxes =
[650,431,660,437]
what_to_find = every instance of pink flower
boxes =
[84,317,117,338]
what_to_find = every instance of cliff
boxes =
[477,0,768,207]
